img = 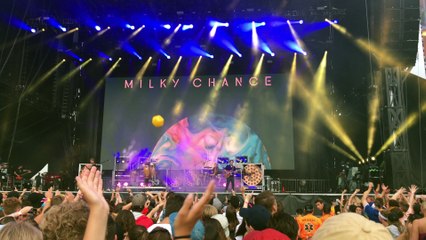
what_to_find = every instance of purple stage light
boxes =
[95,25,101,31]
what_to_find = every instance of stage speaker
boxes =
[382,0,420,67]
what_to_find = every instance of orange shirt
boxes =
[297,213,322,240]
[320,213,332,223]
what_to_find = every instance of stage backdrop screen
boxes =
[100,74,294,170]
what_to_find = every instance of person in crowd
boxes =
[320,203,333,223]
[267,209,298,240]
[362,182,384,223]
[125,225,148,240]
[410,201,426,240]
[313,212,393,239]
[147,193,185,235]
[115,210,136,240]
[225,205,239,239]
[0,221,43,240]
[239,204,272,232]
[297,204,322,240]
[202,204,218,221]
[385,207,405,239]
[42,165,109,240]
[147,226,172,240]
[255,190,278,215]
[211,214,230,239]
[315,198,334,217]
[203,217,227,240]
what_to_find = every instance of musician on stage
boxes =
[14,165,31,180]
[224,160,236,192]
[14,165,31,189]
[0,162,8,189]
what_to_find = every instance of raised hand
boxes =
[174,180,215,238]
[75,165,109,240]
[409,185,418,194]
[75,165,108,209]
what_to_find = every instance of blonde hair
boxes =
[40,201,89,240]
[313,213,392,240]
[202,204,218,220]
[0,221,43,240]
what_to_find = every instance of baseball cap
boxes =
[239,205,271,230]
[132,194,146,208]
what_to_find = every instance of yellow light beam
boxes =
[127,26,145,41]
[167,56,183,86]
[189,56,202,81]
[253,54,265,78]
[301,51,328,151]
[199,54,234,123]
[287,20,313,72]
[326,19,401,67]
[85,27,110,43]
[79,58,122,110]
[58,58,92,84]
[55,27,79,39]
[135,57,152,81]
[285,53,297,112]
[295,76,364,161]
[296,122,358,161]
[367,85,381,155]
[373,103,426,158]
[163,24,181,47]
[23,59,66,96]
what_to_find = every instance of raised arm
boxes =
[173,180,215,239]
[76,166,109,240]
[362,182,373,207]
[391,187,406,200]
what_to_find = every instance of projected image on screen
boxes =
[101,74,294,170]
[151,114,271,170]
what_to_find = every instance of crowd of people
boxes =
[0,165,425,239]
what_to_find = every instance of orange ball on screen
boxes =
[152,115,165,127]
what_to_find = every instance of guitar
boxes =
[224,169,234,178]
[15,170,31,181]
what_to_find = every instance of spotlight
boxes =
[95,25,101,31]
[60,26,67,32]
[79,58,83,62]
[299,20,304,24]
[333,19,338,24]
[252,21,266,28]
[162,24,171,29]
[371,156,376,161]
[117,182,122,187]
[182,24,194,31]
[125,24,135,30]
[123,182,129,187]
[108,58,113,61]
[270,52,275,57]
[30,28,36,33]
[139,182,144,187]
